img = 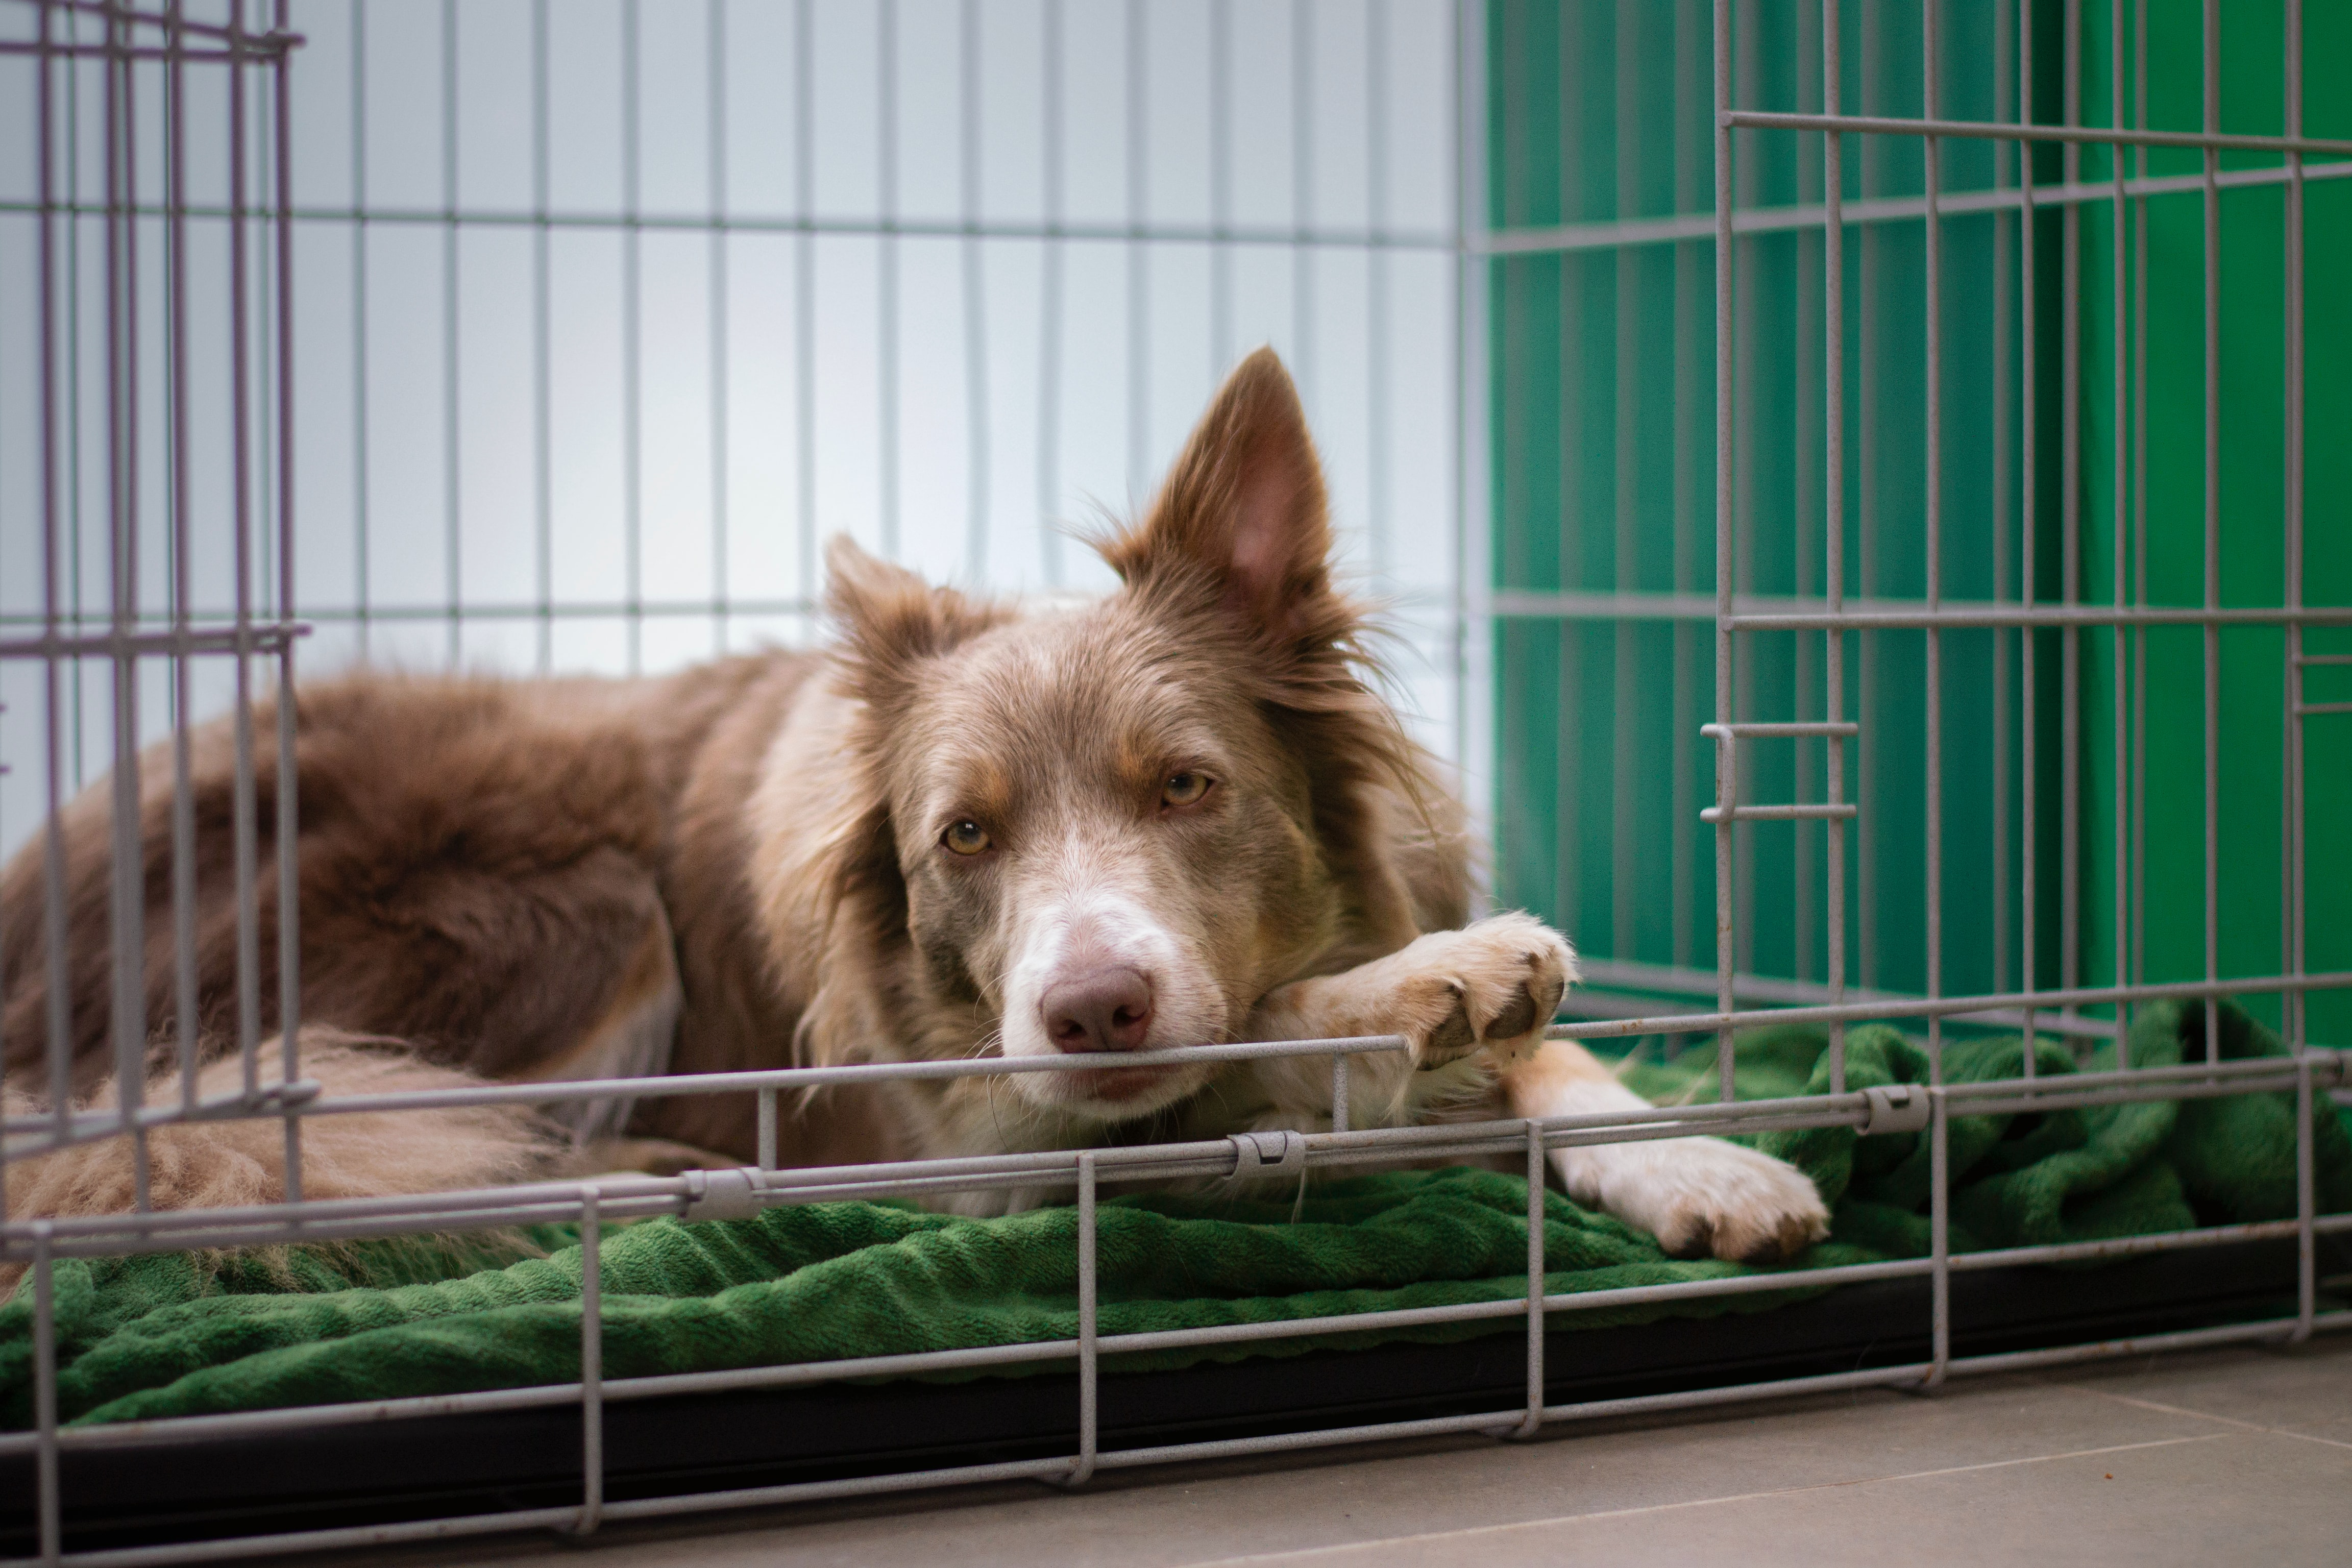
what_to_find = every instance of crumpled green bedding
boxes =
[3,999,2343,1429]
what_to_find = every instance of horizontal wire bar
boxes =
[0,602,812,628]
[1544,974,2352,1045]
[0,624,307,660]
[2296,653,2352,667]
[1733,606,2352,631]
[0,40,292,61]
[8,984,2345,1167]
[1573,958,2120,1038]
[8,1053,2345,1255]
[7,149,2342,264]
[2295,702,2352,717]
[1489,588,2352,627]
[1701,803,1859,823]
[1479,155,2352,256]
[1722,109,2352,157]
[0,199,1452,253]
[1945,1314,2352,1378]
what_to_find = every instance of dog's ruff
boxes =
[0,348,1828,1271]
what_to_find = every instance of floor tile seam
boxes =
[2266,1426,2352,1454]
[2048,1381,2275,1434]
[1171,1432,2239,1568]
[2054,1378,2352,1447]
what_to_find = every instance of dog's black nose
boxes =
[1042,967,1155,1052]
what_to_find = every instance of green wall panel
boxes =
[1487,0,2349,1043]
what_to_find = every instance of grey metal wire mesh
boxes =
[0,1,2345,1562]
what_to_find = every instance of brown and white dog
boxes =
[0,350,1827,1266]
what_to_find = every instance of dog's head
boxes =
[771,350,1454,1125]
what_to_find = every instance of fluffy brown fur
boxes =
[0,1031,565,1293]
[0,349,1829,1269]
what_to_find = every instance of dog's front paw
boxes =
[1371,913,1577,1072]
[1595,1136,1830,1265]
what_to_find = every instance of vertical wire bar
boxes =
[66,0,85,801]
[1329,1050,1349,1134]
[440,0,460,666]
[1793,0,1819,993]
[756,1086,777,1170]
[708,0,729,653]
[1036,0,1064,586]
[167,0,197,1115]
[1366,0,1390,579]
[273,0,303,1202]
[40,0,79,1136]
[1069,1151,1099,1486]
[2199,0,2218,1066]
[1516,1119,1545,1436]
[2282,0,2305,1066]
[1298,0,1317,404]
[1125,0,1148,505]
[1927,1088,1950,1385]
[1610,0,1639,973]
[2129,0,2147,1046]
[2060,0,2082,1027]
[1853,0,1877,996]
[1712,0,1735,1101]
[960,0,989,584]
[2296,1052,2316,1337]
[103,0,151,1211]
[2018,0,2039,1072]
[229,0,261,1104]
[622,0,642,670]
[1611,0,1640,975]
[2285,1,2309,1337]
[2110,0,2129,1061]
[1291,0,1314,402]
[1731,0,1757,992]
[1209,0,1232,377]
[1452,0,1491,844]
[1798,100,1819,989]
[350,1,370,658]
[1923,0,1943,1089]
[1992,0,2012,1000]
[1823,0,1847,1096]
[793,0,816,617]
[1674,0,1709,986]
[575,1187,604,1535]
[877,0,899,559]
[1551,2,1579,945]
[33,1222,59,1566]
[531,0,551,673]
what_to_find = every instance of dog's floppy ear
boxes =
[1099,348,1337,647]
[823,535,1008,713]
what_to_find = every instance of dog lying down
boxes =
[0,350,1828,1266]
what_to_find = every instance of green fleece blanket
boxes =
[3,999,2345,1430]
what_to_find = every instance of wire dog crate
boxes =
[1,0,2348,1561]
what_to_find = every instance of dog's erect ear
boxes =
[1099,348,1335,645]
[823,535,1007,712]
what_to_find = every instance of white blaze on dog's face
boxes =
[819,349,1424,1123]
[879,615,1329,1118]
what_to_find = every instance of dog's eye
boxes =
[1161,771,1212,808]
[942,819,992,856]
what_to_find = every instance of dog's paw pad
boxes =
[1421,986,1478,1065]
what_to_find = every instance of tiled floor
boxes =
[326,1336,2352,1567]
